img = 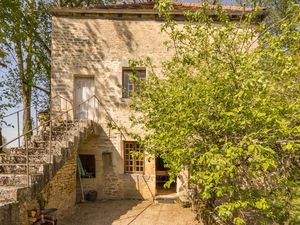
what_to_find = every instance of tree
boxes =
[0,0,118,141]
[0,0,51,138]
[0,21,13,152]
[52,0,116,7]
[130,1,300,224]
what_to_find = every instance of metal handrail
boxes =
[0,94,127,188]
[3,95,72,119]
[0,96,92,150]
[3,106,33,118]
[1,95,95,187]
[3,104,39,147]
[1,95,72,147]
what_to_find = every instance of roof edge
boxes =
[51,3,268,18]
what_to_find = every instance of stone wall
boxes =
[51,14,180,200]
[27,150,78,220]
[51,15,175,127]
[77,124,155,200]
[8,149,79,223]
[41,151,77,212]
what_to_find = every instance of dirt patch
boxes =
[58,200,200,225]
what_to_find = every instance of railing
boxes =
[0,95,90,187]
[2,95,72,148]
[3,104,38,148]
[0,94,124,188]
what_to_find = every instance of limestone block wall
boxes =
[51,15,175,127]
[41,151,77,212]
[78,124,155,200]
[25,150,78,221]
[51,14,179,199]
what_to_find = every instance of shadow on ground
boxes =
[59,200,198,225]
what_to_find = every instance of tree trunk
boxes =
[15,39,33,140]
[0,128,3,153]
[23,93,32,139]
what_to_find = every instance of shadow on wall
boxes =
[53,19,137,115]
[113,21,138,52]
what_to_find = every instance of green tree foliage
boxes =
[0,0,117,140]
[130,1,300,224]
[0,0,51,137]
[53,0,116,7]
[0,11,13,151]
[203,0,300,25]
[238,0,300,27]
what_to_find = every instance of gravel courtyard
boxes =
[58,200,199,225]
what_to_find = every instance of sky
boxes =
[0,0,244,147]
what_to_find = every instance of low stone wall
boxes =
[38,150,77,217]
[123,174,155,200]
[0,203,22,225]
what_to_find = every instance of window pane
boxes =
[124,141,144,173]
[122,69,146,98]
[138,70,146,79]
[123,71,129,98]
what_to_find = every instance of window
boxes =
[79,154,96,178]
[122,69,146,98]
[124,141,144,173]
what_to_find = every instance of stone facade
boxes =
[0,4,266,224]
[77,125,155,200]
[51,11,178,202]
[40,150,77,213]
[50,4,265,205]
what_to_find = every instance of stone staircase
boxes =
[0,120,95,223]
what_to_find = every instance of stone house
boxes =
[50,2,267,204]
[0,3,267,224]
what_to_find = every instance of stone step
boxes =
[52,125,75,132]
[155,194,179,204]
[0,174,42,186]
[0,187,21,202]
[0,164,44,174]
[29,126,78,143]
[31,139,66,148]
[0,120,92,209]
[0,200,15,207]
[7,148,48,155]
[0,154,49,164]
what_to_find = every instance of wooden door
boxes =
[74,77,95,120]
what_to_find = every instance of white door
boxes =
[74,77,95,120]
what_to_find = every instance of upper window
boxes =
[122,69,146,98]
[124,141,144,174]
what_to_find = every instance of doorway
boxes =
[74,77,95,120]
[156,157,176,195]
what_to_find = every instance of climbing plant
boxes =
[129,1,300,224]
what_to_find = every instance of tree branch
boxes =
[23,81,50,95]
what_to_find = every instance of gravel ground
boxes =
[58,200,200,225]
